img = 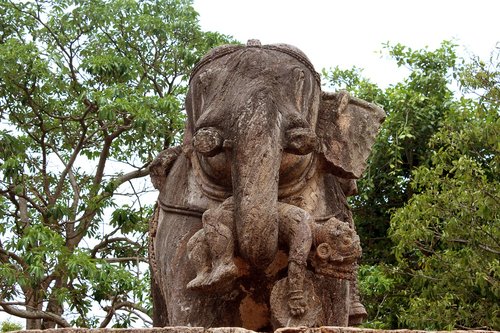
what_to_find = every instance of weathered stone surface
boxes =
[317,91,386,179]
[149,40,386,330]
[270,275,323,328]
[12,327,499,333]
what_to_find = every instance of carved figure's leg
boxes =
[203,200,238,286]
[341,208,368,325]
[277,203,313,317]
[187,197,238,290]
[348,264,368,325]
[186,229,212,290]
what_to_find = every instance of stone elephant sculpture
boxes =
[149,40,385,331]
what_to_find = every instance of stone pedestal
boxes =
[14,326,498,333]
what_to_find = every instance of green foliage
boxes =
[0,0,231,328]
[324,42,499,329]
[358,264,405,329]
[390,47,500,330]
[324,41,458,264]
[1,321,22,333]
[322,66,385,104]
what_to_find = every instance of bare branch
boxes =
[0,300,71,327]
[99,300,150,328]
[27,183,49,207]
[90,237,142,258]
[98,296,118,328]
[0,301,25,306]
[92,120,133,190]
[50,128,87,205]
[113,301,149,315]
[12,188,46,217]
[115,167,150,188]
[448,238,500,255]
[127,179,143,209]
[126,309,153,326]
[0,247,28,270]
[103,257,148,264]
[18,196,30,227]
[68,163,149,248]
[50,147,80,237]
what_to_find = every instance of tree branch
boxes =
[115,167,150,188]
[99,300,150,328]
[50,128,87,205]
[0,300,70,328]
[9,187,46,217]
[68,160,149,250]
[0,247,28,270]
[125,308,153,326]
[103,257,147,264]
[98,296,118,328]
[92,119,133,190]
[51,148,80,237]
[448,238,500,255]
[90,237,142,258]
[18,195,30,227]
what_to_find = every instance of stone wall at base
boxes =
[13,326,498,333]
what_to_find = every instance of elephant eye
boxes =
[285,127,318,155]
[193,127,224,157]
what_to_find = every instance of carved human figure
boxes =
[149,40,385,330]
[186,197,313,317]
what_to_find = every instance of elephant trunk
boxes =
[231,91,282,269]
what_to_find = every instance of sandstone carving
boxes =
[149,40,385,331]
[12,327,498,333]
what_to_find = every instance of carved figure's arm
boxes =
[149,146,182,189]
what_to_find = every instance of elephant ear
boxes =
[317,91,386,179]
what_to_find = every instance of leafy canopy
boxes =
[0,320,23,333]
[390,46,499,330]
[324,42,499,330]
[0,0,231,328]
[324,41,458,264]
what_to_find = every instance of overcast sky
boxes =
[193,0,500,87]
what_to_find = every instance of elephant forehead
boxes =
[190,44,320,85]
[189,49,320,107]
[186,44,322,134]
[200,50,303,80]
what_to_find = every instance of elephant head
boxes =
[182,40,385,269]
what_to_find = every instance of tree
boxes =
[0,0,231,328]
[323,42,499,329]
[323,41,458,264]
[389,45,499,330]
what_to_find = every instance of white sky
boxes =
[193,0,500,87]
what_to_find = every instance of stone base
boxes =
[13,326,497,333]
